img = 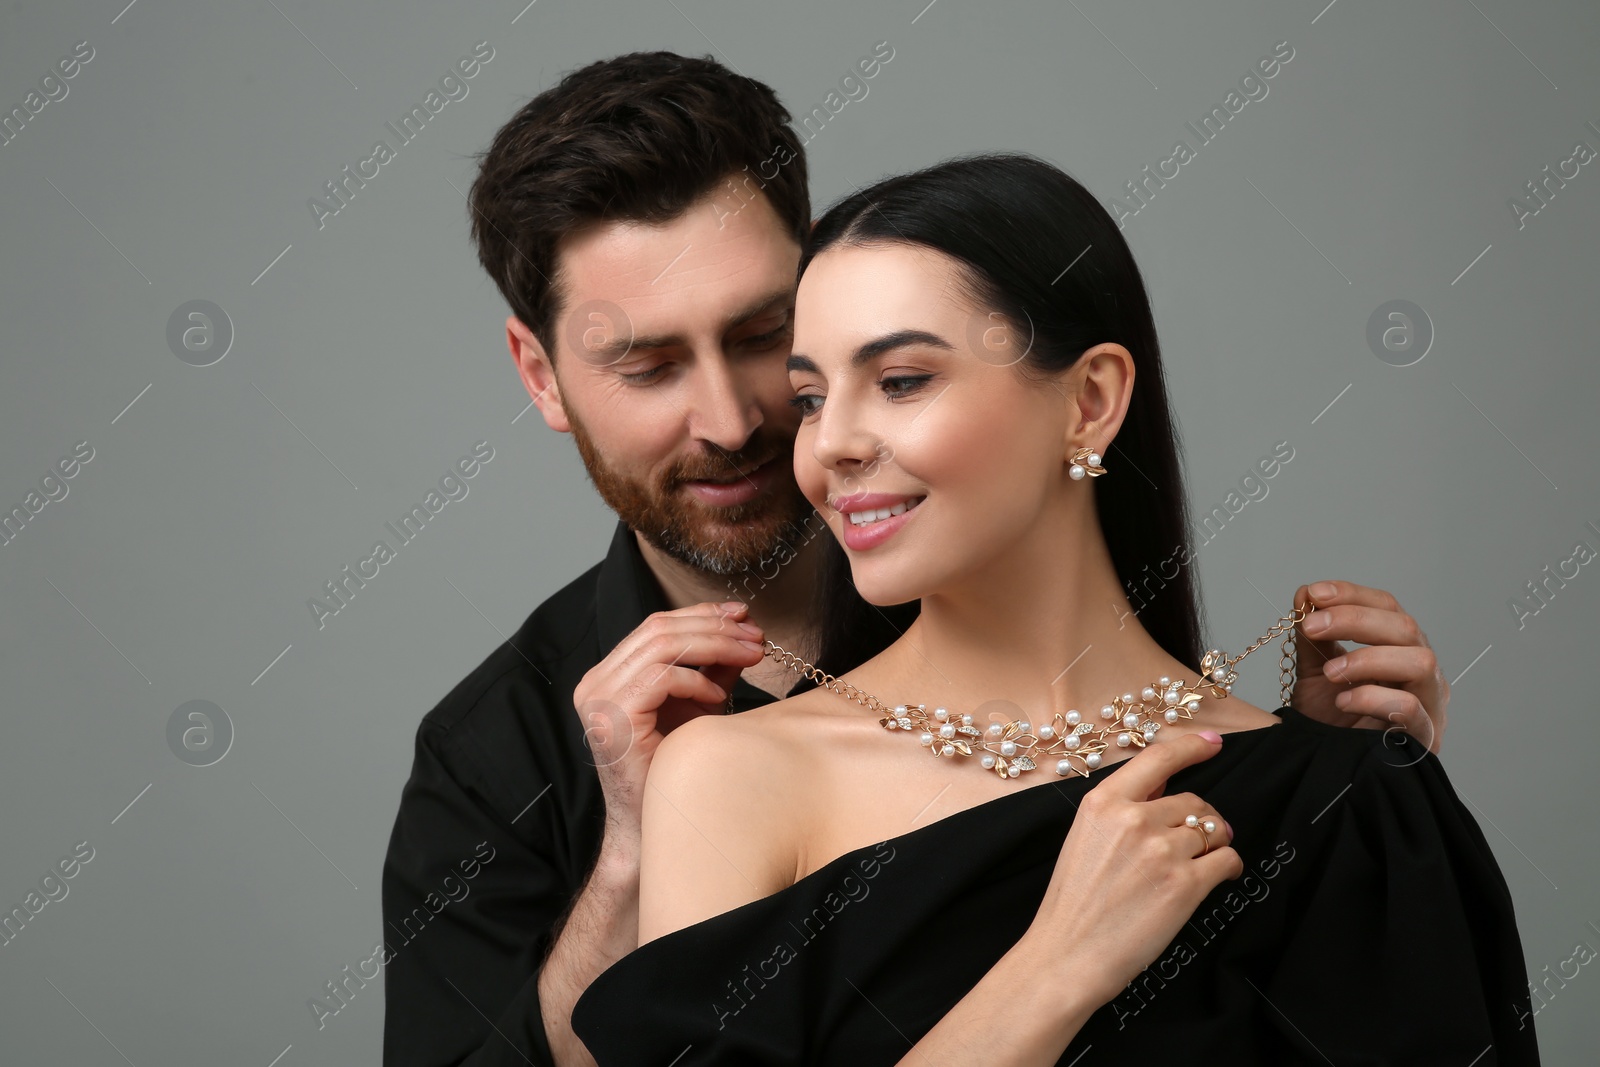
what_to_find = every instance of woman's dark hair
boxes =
[803,152,1205,676]
[468,51,810,359]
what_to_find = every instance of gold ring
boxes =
[1184,813,1217,855]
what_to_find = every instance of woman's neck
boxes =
[871,500,1194,723]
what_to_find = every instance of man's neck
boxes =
[634,528,822,685]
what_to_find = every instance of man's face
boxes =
[513,179,813,575]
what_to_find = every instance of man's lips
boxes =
[681,458,781,507]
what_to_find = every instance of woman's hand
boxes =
[1289,580,1449,753]
[1024,732,1242,1006]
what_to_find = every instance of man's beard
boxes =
[567,409,816,577]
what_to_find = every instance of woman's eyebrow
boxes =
[786,328,954,373]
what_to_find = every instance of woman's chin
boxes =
[848,571,924,609]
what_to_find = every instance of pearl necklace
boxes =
[760,600,1315,782]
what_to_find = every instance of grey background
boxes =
[2,0,1596,1062]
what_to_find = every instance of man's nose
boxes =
[688,358,764,452]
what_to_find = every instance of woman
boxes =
[569,154,1539,1064]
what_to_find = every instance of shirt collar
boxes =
[595,519,672,655]
[592,519,823,704]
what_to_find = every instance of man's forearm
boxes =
[537,838,641,1066]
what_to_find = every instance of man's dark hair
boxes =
[468,51,810,358]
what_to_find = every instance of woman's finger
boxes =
[1096,732,1225,802]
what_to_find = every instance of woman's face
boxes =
[787,241,1078,606]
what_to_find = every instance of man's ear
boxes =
[506,315,570,433]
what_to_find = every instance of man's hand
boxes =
[572,601,767,847]
[536,602,767,1067]
[1288,580,1448,753]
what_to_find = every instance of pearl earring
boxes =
[1068,446,1106,481]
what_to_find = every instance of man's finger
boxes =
[1295,580,1401,615]
[1303,603,1426,652]
[1322,645,1435,686]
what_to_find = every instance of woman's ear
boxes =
[1063,343,1135,453]
[506,315,570,433]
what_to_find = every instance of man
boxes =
[380,51,1450,1067]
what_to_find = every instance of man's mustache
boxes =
[667,443,788,487]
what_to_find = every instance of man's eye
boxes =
[618,364,668,384]
[744,325,792,350]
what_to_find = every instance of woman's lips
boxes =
[683,459,780,507]
[838,495,925,552]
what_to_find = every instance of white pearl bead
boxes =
[1056,759,1072,775]
[1069,464,1085,480]
[981,754,996,769]
[1018,721,1031,734]
[1086,753,1102,768]
[1038,724,1055,740]
[987,722,1004,737]
[1000,741,1017,756]
[1117,732,1131,747]
[894,705,908,715]
[1100,705,1115,720]
[1088,452,1101,466]
[1064,734,1081,749]
[1158,676,1170,686]
[939,723,956,739]
[1066,710,1080,725]
[1123,712,1140,729]
[961,714,973,726]
[1202,819,1217,834]
[1165,708,1179,723]
[1141,686,1156,701]
[919,732,934,746]
[1187,699,1200,710]
[934,706,949,721]
[940,743,954,756]
[1121,692,1134,705]
[1185,814,1199,828]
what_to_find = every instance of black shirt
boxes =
[380,520,830,1067]
[571,708,1542,1065]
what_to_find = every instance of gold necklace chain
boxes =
[761,600,1317,782]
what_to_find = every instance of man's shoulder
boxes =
[417,558,606,741]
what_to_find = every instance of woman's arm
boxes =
[635,712,797,946]
[894,732,1244,1066]
[892,929,1112,1065]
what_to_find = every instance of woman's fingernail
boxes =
[1224,818,1234,838]
[1324,656,1346,679]
[722,601,746,613]
[738,622,763,636]
[1311,582,1337,601]
[738,640,763,652]
[1199,730,1223,744]
[1303,613,1328,635]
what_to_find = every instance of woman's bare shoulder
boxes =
[645,692,837,858]
[1199,695,1284,733]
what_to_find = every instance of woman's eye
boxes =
[881,374,934,398]
[786,393,823,416]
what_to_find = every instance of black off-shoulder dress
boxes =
[571,707,1541,1065]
